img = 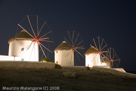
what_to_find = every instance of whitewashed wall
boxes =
[8,40,39,61]
[85,53,101,67]
[0,55,22,61]
[55,50,74,66]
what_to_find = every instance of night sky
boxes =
[0,0,136,71]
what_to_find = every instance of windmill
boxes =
[106,47,120,67]
[64,31,84,65]
[15,15,53,61]
[90,36,109,65]
[85,46,101,67]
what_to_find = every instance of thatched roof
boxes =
[8,30,34,43]
[54,41,72,51]
[84,46,98,55]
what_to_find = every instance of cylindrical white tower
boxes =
[85,46,101,67]
[54,41,74,66]
[8,30,39,61]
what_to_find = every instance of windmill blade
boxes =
[105,49,110,58]
[64,37,72,47]
[39,44,47,58]
[113,61,119,67]
[38,21,46,35]
[19,17,26,24]
[29,44,35,61]
[74,33,79,45]
[33,44,36,61]
[117,60,120,66]
[17,15,54,62]
[90,44,94,47]
[17,26,34,38]
[101,44,107,51]
[27,15,36,37]
[40,31,52,38]
[36,15,39,35]
[67,31,73,44]
[18,24,26,31]
[75,52,81,64]
[113,59,120,61]
[40,47,44,61]
[76,40,83,47]
[101,53,108,59]
[110,59,120,67]
[93,38,98,49]
[108,48,111,59]
[111,61,114,67]
[112,48,115,59]
[40,43,52,53]
[113,50,119,60]
[98,36,101,50]
[91,54,98,62]
[76,46,85,49]
[40,40,54,43]
[100,55,104,62]
[65,51,72,57]
[72,31,74,44]
[17,24,34,38]
[25,42,33,50]
[75,50,84,57]
[100,39,104,50]
[115,53,120,59]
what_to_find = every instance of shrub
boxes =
[55,64,62,69]
[41,58,53,62]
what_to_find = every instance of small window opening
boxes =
[21,48,24,51]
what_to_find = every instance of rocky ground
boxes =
[0,66,136,91]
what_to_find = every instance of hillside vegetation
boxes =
[0,66,136,91]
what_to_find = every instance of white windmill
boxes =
[85,46,101,67]
[54,41,74,66]
[8,30,38,61]
[54,31,84,66]
[106,47,120,68]
[8,15,53,61]
[85,36,109,67]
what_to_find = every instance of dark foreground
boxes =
[0,67,136,91]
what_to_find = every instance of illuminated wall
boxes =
[54,50,74,66]
[0,55,22,61]
[8,40,39,61]
[85,53,101,67]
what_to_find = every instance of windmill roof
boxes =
[54,41,72,51]
[8,30,34,44]
[84,46,98,55]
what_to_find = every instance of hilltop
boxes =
[0,65,136,91]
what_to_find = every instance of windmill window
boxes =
[21,48,24,51]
